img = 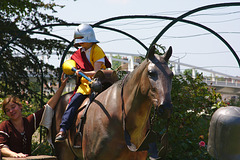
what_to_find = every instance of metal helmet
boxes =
[74,24,99,44]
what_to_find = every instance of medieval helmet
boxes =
[74,24,99,44]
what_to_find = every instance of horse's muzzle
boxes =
[158,102,173,118]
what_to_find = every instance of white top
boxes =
[82,47,105,64]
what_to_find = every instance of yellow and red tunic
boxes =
[71,44,111,95]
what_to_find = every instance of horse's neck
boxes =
[124,61,150,109]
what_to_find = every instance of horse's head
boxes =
[145,46,173,118]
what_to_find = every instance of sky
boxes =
[43,0,240,77]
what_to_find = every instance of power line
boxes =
[163,31,240,39]
[174,51,240,55]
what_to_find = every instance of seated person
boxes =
[55,24,111,142]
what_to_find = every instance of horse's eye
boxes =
[148,70,157,78]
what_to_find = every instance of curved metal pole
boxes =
[13,43,45,142]
[2,3,240,89]
[29,31,71,43]
[12,43,44,108]
[0,23,80,56]
[94,15,237,60]
[4,10,239,65]
[58,39,75,86]
[92,25,148,50]
[0,24,79,109]
[18,15,238,86]
[7,43,44,143]
[94,14,240,66]
[1,68,8,97]
[0,22,147,58]
[148,2,240,66]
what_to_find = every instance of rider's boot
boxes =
[55,129,67,142]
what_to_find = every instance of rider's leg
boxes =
[55,93,87,142]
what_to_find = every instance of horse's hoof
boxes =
[55,131,67,142]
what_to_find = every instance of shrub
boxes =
[153,73,226,159]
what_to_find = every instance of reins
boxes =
[120,73,169,158]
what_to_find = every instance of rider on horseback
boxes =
[55,24,111,142]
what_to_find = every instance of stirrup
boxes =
[73,131,82,149]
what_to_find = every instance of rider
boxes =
[55,24,111,142]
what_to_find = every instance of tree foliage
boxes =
[166,73,225,159]
[150,72,226,160]
[0,0,68,105]
[111,55,122,70]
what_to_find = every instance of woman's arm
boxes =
[1,147,28,158]
[47,73,68,109]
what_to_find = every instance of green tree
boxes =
[112,55,122,70]
[0,0,67,105]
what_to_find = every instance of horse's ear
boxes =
[163,46,172,62]
[111,71,119,82]
[94,70,105,80]
[146,45,156,59]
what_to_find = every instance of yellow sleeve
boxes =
[76,77,91,95]
[90,44,105,64]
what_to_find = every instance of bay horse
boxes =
[52,46,173,160]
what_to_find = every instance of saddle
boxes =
[68,70,118,149]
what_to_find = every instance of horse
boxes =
[52,46,173,160]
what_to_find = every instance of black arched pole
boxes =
[12,43,44,113]
[2,15,238,90]
[0,22,147,55]
[0,30,73,99]
[148,2,240,66]
[58,13,240,84]
[94,15,237,59]
[92,25,148,50]
[0,23,79,56]
[2,2,240,96]
[11,43,45,142]
[0,23,79,99]
[58,39,75,86]
[29,31,72,43]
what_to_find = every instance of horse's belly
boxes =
[83,142,148,160]
[82,123,148,160]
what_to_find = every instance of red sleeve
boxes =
[0,121,10,146]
